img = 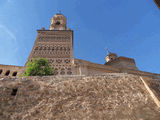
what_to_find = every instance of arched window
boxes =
[0,69,2,75]
[5,70,10,76]
[12,72,17,76]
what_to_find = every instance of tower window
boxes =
[55,21,60,25]
[5,70,10,76]
[12,72,17,76]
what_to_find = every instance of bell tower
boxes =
[27,13,74,75]
[49,13,67,30]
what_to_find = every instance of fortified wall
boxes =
[0,73,160,119]
[0,13,160,78]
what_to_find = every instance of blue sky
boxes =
[0,0,160,74]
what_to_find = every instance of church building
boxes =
[0,13,160,78]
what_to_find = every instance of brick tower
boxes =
[27,13,74,75]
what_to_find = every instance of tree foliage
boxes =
[23,58,54,76]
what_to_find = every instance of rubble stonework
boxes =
[0,73,160,120]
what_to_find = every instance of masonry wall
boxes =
[0,73,160,120]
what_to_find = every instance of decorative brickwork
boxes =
[27,30,73,75]
[26,14,74,75]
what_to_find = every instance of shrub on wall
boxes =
[23,58,54,76]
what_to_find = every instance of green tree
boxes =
[23,58,54,76]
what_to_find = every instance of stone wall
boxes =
[0,73,160,120]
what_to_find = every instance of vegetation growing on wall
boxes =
[23,58,54,76]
